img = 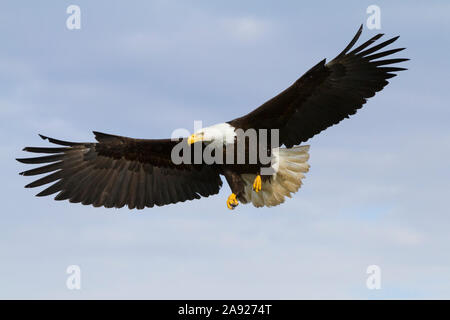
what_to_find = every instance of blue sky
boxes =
[1,0,450,299]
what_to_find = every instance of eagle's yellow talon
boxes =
[253,175,262,193]
[227,193,239,210]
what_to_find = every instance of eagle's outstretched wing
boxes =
[17,132,222,209]
[228,25,408,148]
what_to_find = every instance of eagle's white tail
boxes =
[240,145,310,208]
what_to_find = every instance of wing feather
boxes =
[228,25,408,147]
[17,132,222,209]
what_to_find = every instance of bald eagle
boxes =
[17,25,407,210]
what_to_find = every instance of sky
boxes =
[1,0,449,299]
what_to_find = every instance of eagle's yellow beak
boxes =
[187,133,204,145]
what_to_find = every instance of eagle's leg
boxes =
[223,169,245,210]
[226,193,239,210]
[253,149,272,193]
[252,175,262,193]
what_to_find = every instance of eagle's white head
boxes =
[188,123,236,146]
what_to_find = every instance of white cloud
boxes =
[220,16,270,42]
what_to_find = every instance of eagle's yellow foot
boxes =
[227,193,239,210]
[253,175,262,193]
